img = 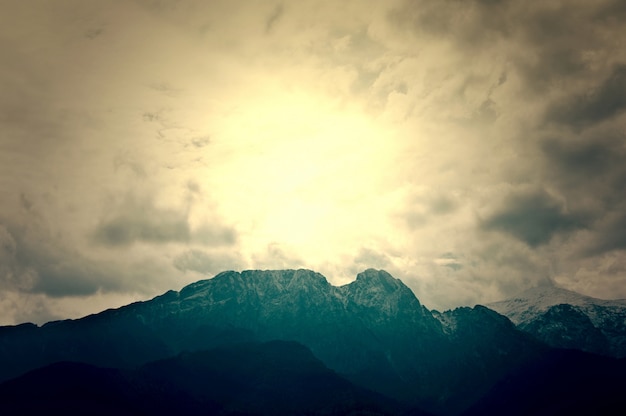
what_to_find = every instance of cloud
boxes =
[538,128,626,258]
[0,291,62,326]
[387,0,626,98]
[545,65,626,129]
[399,189,461,229]
[541,137,617,179]
[0,221,121,298]
[389,233,555,311]
[173,249,242,275]
[92,196,236,247]
[1,0,626,323]
[434,252,463,271]
[113,150,148,179]
[387,0,509,47]
[251,242,307,270]
[190,136,210,148]
[1,186,217,304]
[0,224,27,290]
[352,247,391,273]
[539,130,626,204]
[265,3,284,33]
[583,213,626,256]
[481,188,586,247]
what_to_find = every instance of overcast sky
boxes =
[1,0,626,325]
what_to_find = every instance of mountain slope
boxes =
[463,349,626,416]
[430,306,545,415]
[0,340,408,416]
[487,285,626,357]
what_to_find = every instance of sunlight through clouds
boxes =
[1,0,625,324]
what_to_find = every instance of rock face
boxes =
[487,285,626,357]
[0,269,549,414]
[142,269,448,382]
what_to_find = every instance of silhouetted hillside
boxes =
[463,349,626,415]
[0,340,413,416]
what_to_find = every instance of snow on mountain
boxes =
[487,284,626,357]
[487,285,626,326]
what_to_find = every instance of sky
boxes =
[1,0,626,325]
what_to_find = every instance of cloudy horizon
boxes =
[1,0,626,325]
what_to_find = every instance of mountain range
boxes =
[488,284,626,358]
[1,268,625,415]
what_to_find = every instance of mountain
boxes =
[487,285,626,357]
[428,306,544,414]
[0,340,408,416]
[0,269,568,414]
[0,269,447,381]
[463,349,626,416]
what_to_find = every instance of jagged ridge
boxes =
[488,285,626,357]
[0,269,552,415]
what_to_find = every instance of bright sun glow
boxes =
[207,87,397,258]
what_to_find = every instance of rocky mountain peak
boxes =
[353,269,404,292]
[177,269,331,301]
[339,269,427,322]
[242,269,330,290]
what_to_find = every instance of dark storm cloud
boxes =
[92,196,236,247]
[584,213,626,256]
[535,106,626,271]
[541,137,617,179]
[507,2,626,91]
[94,212,188,246]
[388,0,624,91]
[513,5,595,87]
[22,252,109,298]
[540,131,626,207]
[593,0,626,23]
[481,189,586,247]
[545,65,626,129]
[0,221,121,298]
[539,131,626,247]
